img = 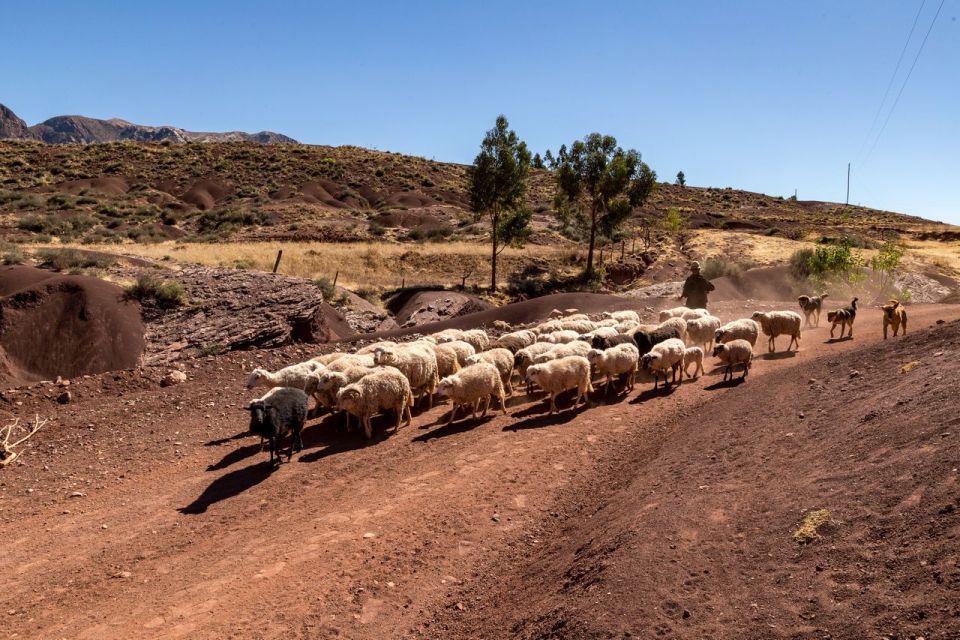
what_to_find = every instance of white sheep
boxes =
[658,306,691,322]
[246,360,324,391]
[715,318,760,347]
[458,328,490,352]
[436,362,507,425]
[685,315,722,352]
[514,342,559,393]
[559,319,595,334]
[325,353,377,372]
[532,340,592,364]
[311,351,347,365]
[658,317,689,344]
[464,347,515,396]
[311,365,378,427]
[438,339,476,366]
[713,339,753,381]
[525,355,593,414]
[640,338,686,390]
[587,343,640,393]
[683,346,704,379]
[615,321,641,335]
[433,329,466,344]
[432,342,462,379]
[532,319,563,335]
[579,326,619,342]
[336,368,414,439]
[593,318,621,328]
[491,329,537,353]
[373,344,439,408]
[603,310,640,324]
[680,308,710,320]
[751,310,802,352]
[537,329,582,344]
[355,340,397,355]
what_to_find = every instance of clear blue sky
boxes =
[5,1,958,223]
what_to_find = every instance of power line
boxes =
[863,0,945,164]
[855,0,926,163]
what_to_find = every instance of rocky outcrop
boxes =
[0,104,33,140]
[0,103,295,144]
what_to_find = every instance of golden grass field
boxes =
[67,241,577,290]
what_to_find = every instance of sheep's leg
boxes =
[499,392,507,415]
[549,393,557,414]
[363,416,373,440]
[446,403,458,426]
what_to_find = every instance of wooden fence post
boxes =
[272,250,283,273]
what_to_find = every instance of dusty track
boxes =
[1,304,958,639]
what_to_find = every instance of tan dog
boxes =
[798,293,828,328]
[881,300,907,339]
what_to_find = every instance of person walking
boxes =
[680,261,714,309]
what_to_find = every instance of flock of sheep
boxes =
[242,302,812,464]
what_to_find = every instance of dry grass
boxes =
[793,509,833,544]
[901,239,960,274]
[687,230,813,265]
[65,241,575,290]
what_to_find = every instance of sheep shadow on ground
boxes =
[207,442,261,471]
[629,384,679,403]
[825,336,854,344]
[179,459,277,515]
[298,413,400,463]
[586,384,634,407]
[703,377,747,391]
[759,350,798,361]
[504,407,583,432]
[204,431,250,447]
[414,413,498,442]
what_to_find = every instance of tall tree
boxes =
[469,115,532,291]
[532,152,545,169]
[554,133,657,276]
[675,170,686,187]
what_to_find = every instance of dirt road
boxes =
[1,303,957,639]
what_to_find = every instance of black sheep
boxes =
[633,324,684,356]
[590,333,638,350]
[247,387,308,465]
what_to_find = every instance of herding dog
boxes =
[881,299,907,339]
[827,297,858,339]
[798,293,828,328]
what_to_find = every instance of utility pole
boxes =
[845,162,851,205]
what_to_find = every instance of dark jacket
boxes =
[681,273,715,309]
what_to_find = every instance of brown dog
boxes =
[881,299,907,339]
[827,297,858,339]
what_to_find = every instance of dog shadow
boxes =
[825,336,854,344]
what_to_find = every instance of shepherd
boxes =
[680,261,715,310]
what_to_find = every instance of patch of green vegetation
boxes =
[125,274,188,308]
[35,248,115,271]
[0,241,26,265]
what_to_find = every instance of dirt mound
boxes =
[0,266,144,384]
[373,211,444,228]
[180,178,234,210]
[387,290,494,327]
[57,176,130,196]
[438,317,960,639]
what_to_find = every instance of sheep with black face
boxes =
[247,387,308,465]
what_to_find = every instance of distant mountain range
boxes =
[0,103,296,144]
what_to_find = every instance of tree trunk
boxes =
[490,210,498,292]
[585,204,599,277]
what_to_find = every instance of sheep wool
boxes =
[247,387,308,464]
[751,310,802,352]
[685,315,722,352]
[683,346,704,379]
[336,368,414,439]
[587,343,640,392]
[373,344,439,408]
[712,339,753,381]
[436,362,507,425]
[658,306,691,322]
[640,337,686,390]
[715,318,760,347]
[465,347,515,396]
[246,360,324,391]
[525,355,593,414]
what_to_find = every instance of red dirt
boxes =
[0,266,144,384]
[180,178,234,210]
[0,304,957,639]
[57,176,131,196]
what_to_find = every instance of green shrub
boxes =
[125,274,187,308]
[314,277,336,300]
[789,248,814,280]
[35,248,115,271]
[701,257,755,280]
[0,241,25,265]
